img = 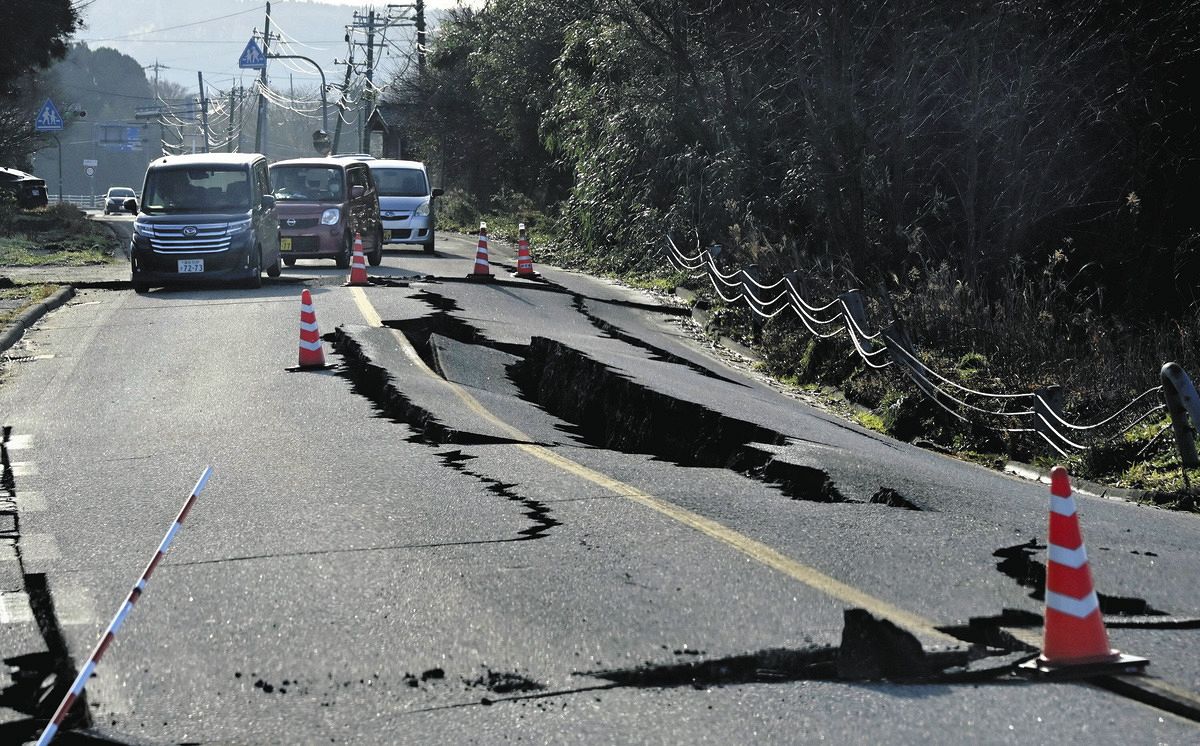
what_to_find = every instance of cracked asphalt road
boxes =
[0,227,1196,743]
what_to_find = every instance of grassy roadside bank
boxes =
[0,200,118,345]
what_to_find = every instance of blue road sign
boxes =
[239,38,266,70]
[35,99,65,131]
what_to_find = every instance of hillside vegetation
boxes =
[398,1,1200,496]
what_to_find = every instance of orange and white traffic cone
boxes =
[1020,466,1148,677]
[511,222,541,279]
[346,232,369,286]
[466,222,495,281]
[296,289,327,369]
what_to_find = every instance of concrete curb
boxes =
[0,285,76,355]
[675,286,762,362]
[1004,461,1149,504]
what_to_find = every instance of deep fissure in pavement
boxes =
[368,291,848,502]
[510,336,847,502]
[382,290,528,376]
[993,539,1169,616]
[570,295,747,387]
[870,487,922,510]
[333,329,524,447]
[332,329,559,543]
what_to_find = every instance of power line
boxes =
[81,6,263,42]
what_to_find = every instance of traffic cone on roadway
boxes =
[511,222,541,279]
[466,222,495,281]
[296,289,327,369]
[346,232,369,286]
[1019,466,1148,677]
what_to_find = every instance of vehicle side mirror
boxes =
[261,194,276,210]
[431,187,444,198]
[123,197,138,214]
[350,185,365,199]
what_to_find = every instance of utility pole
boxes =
[227,87,237,152]
[331,47,355,155]
[254,1,273,155]
[362,9,376,152]
[416,0,426,76]
[145,60,167,96]
[197,72,210,153]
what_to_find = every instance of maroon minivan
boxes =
[269,158,383,268]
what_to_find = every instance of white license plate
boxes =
[31,189,41,196]
[178,259,204,273]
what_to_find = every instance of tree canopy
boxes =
[402,0,1200,319]
[0,0,81,95]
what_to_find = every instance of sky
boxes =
[73,0,479,91]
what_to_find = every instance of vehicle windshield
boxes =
[270,166,344,202]
[141,167,252,214]
[372,168,428,197]
[108,188,135,198]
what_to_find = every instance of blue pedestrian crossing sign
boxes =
[239,38,266,69]
[34,99,64,131]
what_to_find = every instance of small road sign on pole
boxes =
[239,38,266,69]
[35,99,65,131]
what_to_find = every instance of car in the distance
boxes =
[103,186,136,215]
[0,167,49,208]
[269,157,383,268]
[365,159,442,253]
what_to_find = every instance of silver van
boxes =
[366,159,442,253]
[129,153,281,291]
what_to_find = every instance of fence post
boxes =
[880,321,962,420]
[1161,362,1200,469]
[839,289,878,354]
[1032,385,1070,454]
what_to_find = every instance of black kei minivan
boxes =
[129,153,281,291]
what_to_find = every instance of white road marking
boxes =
[5,434,33,450]
[10,461,39,477]
[0,591,35,624]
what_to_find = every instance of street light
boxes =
[266,53,329,144]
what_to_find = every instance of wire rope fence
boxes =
[664,235,1193,466]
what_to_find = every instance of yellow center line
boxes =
[350,287,960,646]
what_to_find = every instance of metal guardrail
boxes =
[53,195,105,208]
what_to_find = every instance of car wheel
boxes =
[283,257,297,267]
[423,238,435,254]
[133,281,150,294]
[368,228,383,266]
[245,245,263,289]
[335,232,352,269]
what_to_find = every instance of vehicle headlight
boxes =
[414,201,431,217]
[227,219,252,235]
[133,220,154,237]
[320,208,341,225]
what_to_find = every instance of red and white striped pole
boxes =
[36,466,213,746]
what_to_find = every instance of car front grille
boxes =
[280,218,319,229]
[148,223,232,253]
